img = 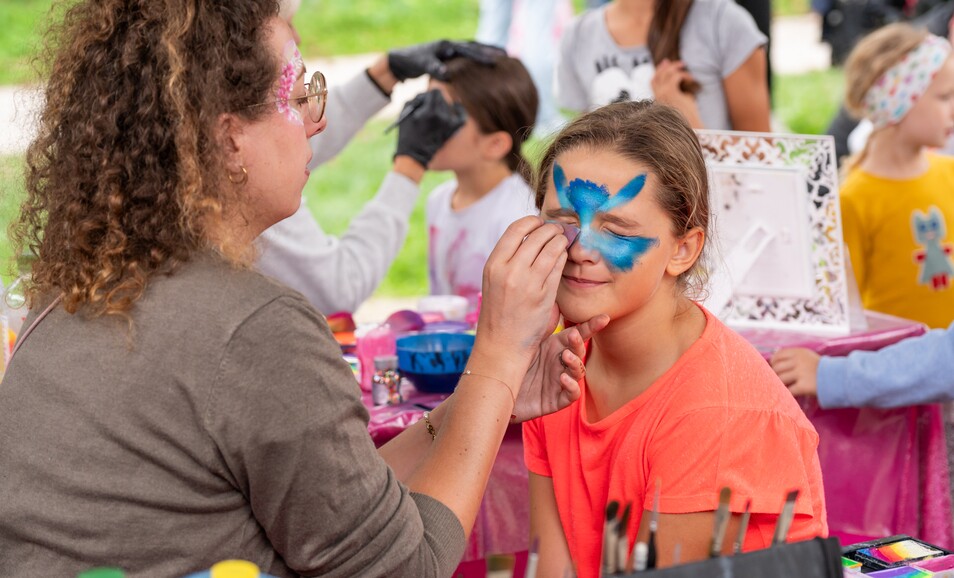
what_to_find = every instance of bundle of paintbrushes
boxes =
[600,481,661,576]
[604,487,803,576]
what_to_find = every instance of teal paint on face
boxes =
[553,163,659,272]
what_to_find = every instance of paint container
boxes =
[181,559,279,578]
[372,355,402,406]
[77,569,125,578]
[842,557,864,576]
[866,567,931,577]
[418,295,468,323]
[913,555,954,577]
[842,557,862,570]
[355,323,396,392]
[851,538,948,570]
[342,354,360,384]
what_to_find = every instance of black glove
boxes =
[390,89,467,167]
[387,40,506,82]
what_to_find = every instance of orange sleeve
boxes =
[646,406,822,520]
[522,417,553,477]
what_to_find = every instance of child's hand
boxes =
[512,313,610,423]
[770,348,821,397]
[651,59,702,127]
[391,89,466,168]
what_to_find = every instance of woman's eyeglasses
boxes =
[247,70,327,123]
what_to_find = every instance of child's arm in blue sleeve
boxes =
[818,324,954,408]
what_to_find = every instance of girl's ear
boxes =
[217,112,247,173]
[481,130,514,162]
[666,227,705,277]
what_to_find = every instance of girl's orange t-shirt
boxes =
[523,306,828,578]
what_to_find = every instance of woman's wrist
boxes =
[464,346,526,403]
[367,56,399,95]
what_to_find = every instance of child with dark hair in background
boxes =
[423,53,540,306]
[523,100,827,578]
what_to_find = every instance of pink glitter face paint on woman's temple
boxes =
[277,40,305,126]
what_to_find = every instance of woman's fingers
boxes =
[520,223,567,275]
[537,240,568,292]
[486,215,548,265]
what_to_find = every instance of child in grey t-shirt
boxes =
[556,0,768,131]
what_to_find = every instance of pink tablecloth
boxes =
[738,312,953,550]
[366,311,953,561]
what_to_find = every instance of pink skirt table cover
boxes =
[738,311,953,549]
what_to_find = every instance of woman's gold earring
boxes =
[228,166,248,185]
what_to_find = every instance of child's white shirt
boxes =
[426,173,538,305]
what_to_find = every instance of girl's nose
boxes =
[566,229,601,264]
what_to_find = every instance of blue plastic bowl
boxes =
[396,332,475,394]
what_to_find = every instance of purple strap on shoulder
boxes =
[9,294,63,363]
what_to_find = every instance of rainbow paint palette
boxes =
[843,535,951,572]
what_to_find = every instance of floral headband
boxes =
[864,34,951,130]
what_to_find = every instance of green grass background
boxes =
[0,0,842,296]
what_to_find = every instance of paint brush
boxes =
[646,479,661,569]
[384,104,417,133]
[709,487,732,558]
[733,499,752,554]
[601,500,619,577]
[526,536,539,578]
[633,542,648,572]
[616,503,631,574]
[772,489,800,546]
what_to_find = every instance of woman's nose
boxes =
[306,115,326,138]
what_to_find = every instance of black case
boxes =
[617,537,843,578]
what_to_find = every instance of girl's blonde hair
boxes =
[533,100,710,297]
[842,23,931,173]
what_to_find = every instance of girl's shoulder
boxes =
[928,152,954,174]
[682,0,764,43]
[564,5,608,42]
[482,174,537,211]
[666,308,794,410]
[686,0,753,21]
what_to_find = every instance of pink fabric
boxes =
[739,311,952,550]
[366,311,954,563]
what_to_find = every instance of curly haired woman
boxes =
[0,1,606,575]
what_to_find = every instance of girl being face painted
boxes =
[540,147,695,325]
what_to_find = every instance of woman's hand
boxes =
[770,347,821,397]
[467,217,568,390]
[513,314,610,423]
[652,59,703,128]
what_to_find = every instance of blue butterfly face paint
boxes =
[553,163,659,272]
